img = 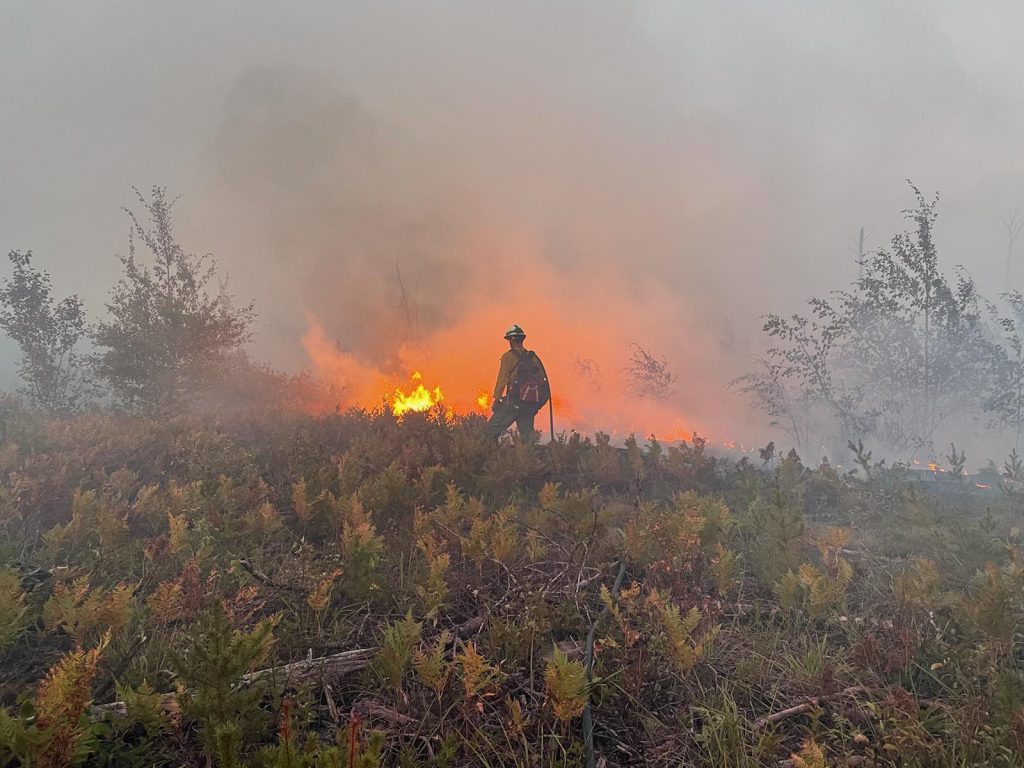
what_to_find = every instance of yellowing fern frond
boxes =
[651,593,705,675]
[791,737,827,768]
[0,569,26,651]
[544,646,588,722]
[374,611,423,696]
[457,641,500,706]
[43,577,135,642]
[291,478,311,524]
[413,630,451,702]
[168,511,189,555]
[35,634,109,768]
[306,569,343,614]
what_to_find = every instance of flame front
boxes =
[388,374,492,418]
[301,299,734,442]
[391,371,445,416]
[298,228,747,443]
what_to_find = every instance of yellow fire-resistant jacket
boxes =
[493,348,529,400]
[493,346,544,399]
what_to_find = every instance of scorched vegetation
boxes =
[3,184,1024,767]
[1,405,1024,766]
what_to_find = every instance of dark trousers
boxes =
[487,400,538,440]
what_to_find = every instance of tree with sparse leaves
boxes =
[821,185,994,454]
[93,187,255,415]
[623,343,677,400]
[731,309,866,458]
[738,183,997,457]
[985,291,1024,450]
[0,250,91,414]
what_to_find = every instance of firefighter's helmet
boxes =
[504,324,526,340]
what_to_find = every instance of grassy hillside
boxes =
[1,400,1023,767]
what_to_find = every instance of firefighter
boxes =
[487,324,550,440]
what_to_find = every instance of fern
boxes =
[292,478,312,525]
[774,570,803,613]
[678,492,734,550]
[712,544,741,596]
[374,611,423,698]
[893,556,947,615]
[42,577,135,643]
[489,506,518,562]
[256,501,283,538]
[432,483,484,541]
[306,569,343,614]
[601,581,641,647]
[416,551,449,620]
[35,634,109,768]
[790,738,826,768]
[95,505,130,563]
[413,509,449,618]
[0,707,48,766]
[340,495,384,601]
[506,695,529,738]
[776,559,853,620]
[146,558,211,625]
[969,562,1022,648]
[543,646,588,722]
[167,510,189,555]
[649,591,708,675]
[463,516,489,566]
[457,641,500,710]
[0,569,26,652]
[460,504,519,569]
[116,679,167,732]
[799,559,853,620]
[812,526,851,563]
[412,630,451,705]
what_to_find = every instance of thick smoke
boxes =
[193,6,759,441]
[3,1,1024,451]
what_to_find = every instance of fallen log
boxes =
[756,686,869,729]
[243,647,375,686]
[541,639,585,663]
[91,614,487,722]
[90,647,375,720]
[90,693,177,720]
[352,699,417,726]
[456,614,485,639]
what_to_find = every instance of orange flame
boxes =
[391,372,445,416]
[298,232,747,443]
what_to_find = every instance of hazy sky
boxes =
[2,1,1023,438]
